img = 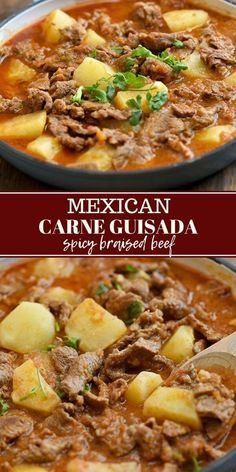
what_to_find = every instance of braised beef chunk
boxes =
[0,0,235,171]
[0,413,33,451]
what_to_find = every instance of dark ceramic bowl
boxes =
[0,0,236,189]
[0,256,235,471]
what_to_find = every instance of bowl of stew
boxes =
[0,0,236,189]
[0,256,235,471]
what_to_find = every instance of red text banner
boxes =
[0,192,234,256]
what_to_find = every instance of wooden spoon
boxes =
[183,331,236,375]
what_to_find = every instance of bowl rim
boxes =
[0,0,236,178]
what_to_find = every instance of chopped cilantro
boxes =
[112,46,124,54]
[126,95,143,126]
[37,368,47,397]
[83,383,92,393]
[125,300,143,325]
[0,397,9,416]
[46,344,55,351]
[64,336,80,350]
[89,49,97,58]
[146,91,168,112]
[192,458,202,472]
[106,82,116,101]
[71,86,84,104]
[85,85,109,103]
[131,44,187,73]
[19,386,38,402]
[96,283,110,296]
[123,264,139,274]
[55,320,60,333]
[55,388,66,399]
[124,57,136,71]
[172,39,185,48]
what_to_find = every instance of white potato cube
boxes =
[225,72,236,87]
[161,326,194,363]
[77,144,114,171]
[12,466,47,472]
[12,359,60,413]
[196,125,235,144]
[143,386,201,429]
[73,57,114,89]
[163,9,208,32]
[0,301,55,353]
[42,9,76,43]
[182,51,211,78]
[0,111,46,140]
[40,286,78,306]
[7,59,36,82]
[65,298,127,351]
[126,371,163,404]
[34,258,74,278]
[27,135,62,161]
[67,459,141,472]
[114,81,168,114]
[82,29,106,47]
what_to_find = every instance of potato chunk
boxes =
[73,57,114,89]
[182,51,211,78]
[0,111,46,140]
[7,59,36,82]
[27,135,62,160]
[114,81,168,114]
[225,72,236,87]
[126,372,163,405]
[67,459,140,472]
[196,125,235,144]
[143,386,201,429]
[163,9,208,32]
[161,326,194,363]
[40,286,78,306]
[0,301,55,353]
[82,29,106,47]
[77,144,114,171]
[42,9,76,43]
[12,466,47,472]
[34,258,74,278]
[65,298,127,351]
[12,359,60,413]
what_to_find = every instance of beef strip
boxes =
[47,114,99,152]
[19,435,73,463]
[0,413,33,451]
[51,346,78,375]
[61,19,88,44]
[9,40,48,68]
[27,88,53,112]
[47,300,73,327]
[50,80,77,99]
[140,58,175,82]
[0,352,14,397]
[139,32,198,53]
[187,314,224,342]
[29,74,50,91]
[104,289,144,320]
[0,96,23,113]
[200,25,236,76]
[42,403,78,434]
[132,2,164,29]
[61,351,104,400]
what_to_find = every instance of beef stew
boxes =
[0,0,236,172]
[0,257,235,471]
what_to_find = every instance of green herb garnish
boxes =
[46,344,55,351]
[19,386,38,402]
[85,85,108,102]
[127,95,143,126]
[55,320,61,333]
[146,91,168,112]
[89,49,97,58]
[37,368,47,397]
[124,57,136,71]
[112,46,124,54]
[125,300,143,325]
[83,383,92,393]
[71,85,84,104]
[0,397,9,416]
[172,39,185,48]
[96,283,110,296]
[192,458,202,472]
[106,82,116,101]
[64,336,80,350]
[131,44,187,73]
[123,264,139,274]
[55,388,66,399]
